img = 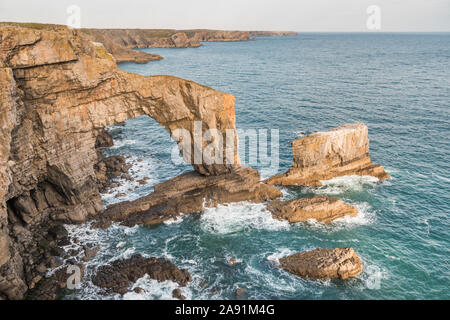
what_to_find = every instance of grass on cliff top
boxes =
[0,22,68,30]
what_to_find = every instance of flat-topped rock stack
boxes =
[267,123,390,186]
[267,195,358,223]
[94,167,282,228]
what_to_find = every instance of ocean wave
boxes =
[200,202,290,234]
[316,175,380,195]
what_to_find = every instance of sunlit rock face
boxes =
[267,123,390,186]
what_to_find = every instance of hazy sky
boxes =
[1,0,449,32]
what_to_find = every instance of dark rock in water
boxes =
[172,288,186,300]
[133,287,145,294]
[95,155,131,191]
[279,247,363,280]
[47,256,64,268]
[235,287,247,299]
[82,246,100,262]
[95,129,114,148]
[92,254,192,294]
[94,167,282,228]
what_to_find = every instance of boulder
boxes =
[267,195,357,223]
[279,247,363,280]
[267,123,389,186]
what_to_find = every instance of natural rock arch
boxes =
[0,25,244,299]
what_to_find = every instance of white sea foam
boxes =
[123,275,192,300]
[200,202,290,234]
[332,202,376,226]
[163,215,185,225]
[266,248,297,266]
[314,175,380,195]
[101,155,158,206]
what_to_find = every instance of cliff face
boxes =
[0,25,240,299]
[267,123,390,186]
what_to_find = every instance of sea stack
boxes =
[267,123,390,186]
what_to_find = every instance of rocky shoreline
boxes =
[80,28,298,63]
[0,24,388,300]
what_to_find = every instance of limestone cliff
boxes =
[0,25,241,299]
[267,123,390,186]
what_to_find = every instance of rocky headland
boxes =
[267,123,390,186]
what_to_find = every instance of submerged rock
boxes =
[94,167,282,228]
[172,288,186,300]
[279,247,362,280]
[267,195,357,223]
[267,123,390,186]
[92,254,192,294]
[0,24,241,299]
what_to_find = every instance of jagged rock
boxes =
[92,254,192,294]
[267,196,358,223]
[279,248,363,280]
[82,245,100,262]
[94,167,282,228]
[267,123,390,186]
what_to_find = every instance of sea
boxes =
[63,33,450,300]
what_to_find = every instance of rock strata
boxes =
[267,123,390,186]
[92,254,192,294]
[279,247,363,280]
[267,196,357,223]
[94,167,282,228]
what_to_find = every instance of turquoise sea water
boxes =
[66,34,449,300]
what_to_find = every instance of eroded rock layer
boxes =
[267,195,358,223]
[94,167,282,228]
[279,247,363,280]
[0,25,240,299]
[267,123,390,186]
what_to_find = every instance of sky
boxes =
[0,0,449,32]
